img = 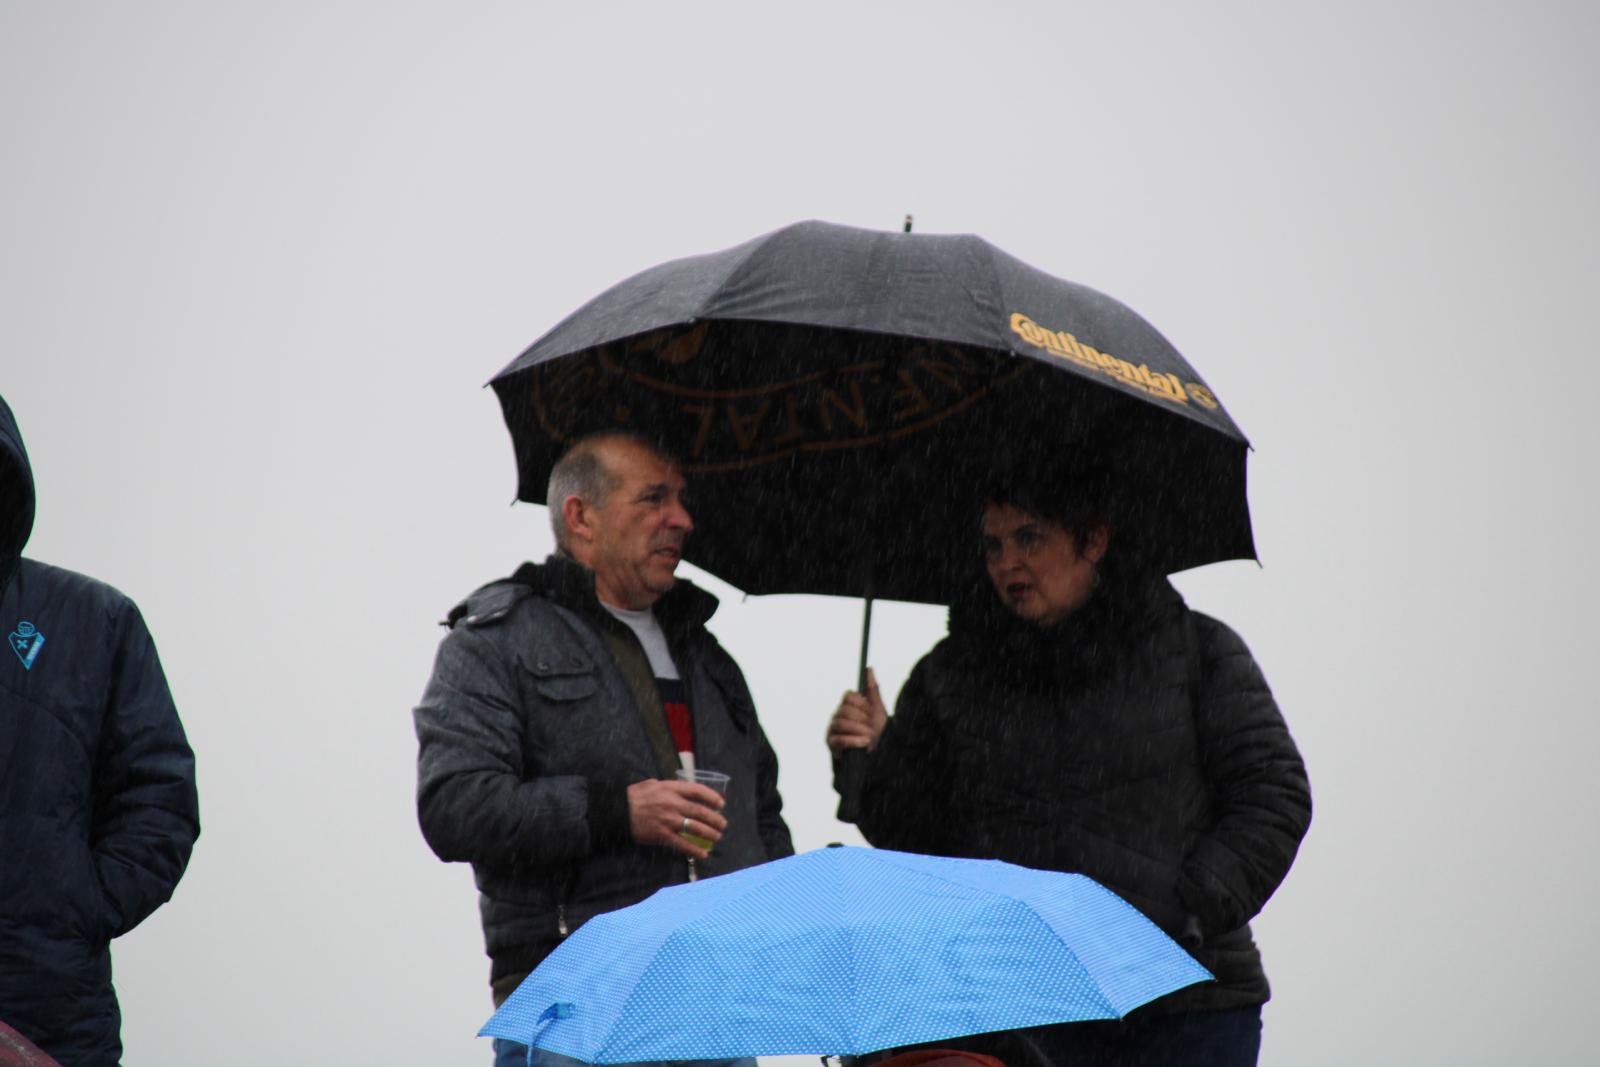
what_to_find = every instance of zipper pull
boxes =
[557,903,569,937]
[687,858,697,882]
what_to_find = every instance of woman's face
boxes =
[981,502,1109,626]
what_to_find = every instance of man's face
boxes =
[980,502,1106,626]
[584,439,693,610]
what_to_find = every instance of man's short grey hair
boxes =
[546,431,675,551]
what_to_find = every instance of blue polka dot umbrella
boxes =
[480,846,1210,1062]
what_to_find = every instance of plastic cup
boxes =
[676,768,730,851]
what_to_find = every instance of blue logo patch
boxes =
[9,621,44,670]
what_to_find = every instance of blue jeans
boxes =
[492,1041,757,1067]
[1023,1005,1263,1067]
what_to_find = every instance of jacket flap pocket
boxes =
[523,655,599,702]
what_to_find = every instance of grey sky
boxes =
[3,3,1597,1064]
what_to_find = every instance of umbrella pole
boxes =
[838,215,908,824]
[856,595,874,691]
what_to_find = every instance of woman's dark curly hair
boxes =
[977,456,1117,556]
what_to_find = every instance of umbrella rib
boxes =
[591,870,800,1059]
[690,227,788,322]
[1004,902,1123,1020]
[975,235,1012,341]
[853,857,1131,1020]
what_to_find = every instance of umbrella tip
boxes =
[903,214,914,233]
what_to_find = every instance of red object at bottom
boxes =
[872,1050,1008,1067]
[0,1023,62,1067]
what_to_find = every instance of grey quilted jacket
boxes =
[414,555,792,1001]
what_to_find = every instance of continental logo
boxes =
[525,327,1028,472]
[1010,313,1218,411]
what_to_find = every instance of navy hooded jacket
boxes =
[0,396,199,1066]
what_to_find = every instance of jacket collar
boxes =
[511,553,720,636]
[946,571,1183,685]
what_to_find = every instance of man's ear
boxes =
[561,495,593,546]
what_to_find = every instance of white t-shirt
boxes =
[600,602,680,680]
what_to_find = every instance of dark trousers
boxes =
[1022,1006,1263,1067]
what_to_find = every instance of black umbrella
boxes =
[492,220,1251,589]
[489,220,1255,810]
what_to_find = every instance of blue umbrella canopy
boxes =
[481,847,1210,1061]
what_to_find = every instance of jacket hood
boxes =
[0,394,34,581]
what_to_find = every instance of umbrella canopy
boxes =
[490,220,1253,605]
[480,847,1210,1062]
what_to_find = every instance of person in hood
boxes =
[0,394,200,1067]
[828,463,1310,1067]
[414,431,792,1067]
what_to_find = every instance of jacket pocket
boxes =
[524,656,599,703]
[65,841,116,945]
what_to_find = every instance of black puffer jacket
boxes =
[414,554,793,1004]
[855,576,1310,1015]
[0,396,200,1066]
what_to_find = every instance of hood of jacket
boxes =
[0,394,35,591]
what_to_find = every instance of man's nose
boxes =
[668,496,693,532]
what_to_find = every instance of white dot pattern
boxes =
[480,847,1211,1062]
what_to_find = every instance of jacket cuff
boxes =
[586,779,633,851]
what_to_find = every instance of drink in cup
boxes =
[675,768,730,852]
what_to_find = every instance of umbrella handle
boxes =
[834,597,873,823]
[834,750,866,823]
